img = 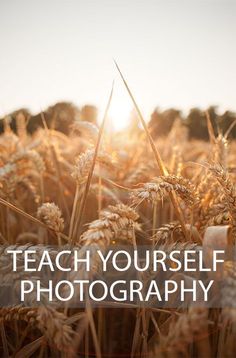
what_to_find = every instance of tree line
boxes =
[1,102,236,140]
[148,106,236,140]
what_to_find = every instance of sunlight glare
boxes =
[108,86,133,131]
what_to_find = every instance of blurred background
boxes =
[0,0,235,135]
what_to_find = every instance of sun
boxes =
[108,86,133,132]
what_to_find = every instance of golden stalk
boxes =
[114,60,188,238]
[70,82,114,244]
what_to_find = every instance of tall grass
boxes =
[0,89,236,357]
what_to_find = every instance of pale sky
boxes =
[0,0,235,122]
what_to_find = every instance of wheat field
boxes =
[1,81,236,358]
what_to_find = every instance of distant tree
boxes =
[186,108,209,140]
[0,108,31,134]
[42,102,80,135]
[81,105,98,126]
[148,108,181,137]
[26,102,79,135]
[186,106,236,140]
[0,102,80,135]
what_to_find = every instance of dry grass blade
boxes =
[205,110,216,145]
[40,112,70,219]
[0,322,9,357]
[15,337,44,358]
[0,197,50,230]
[114,60,188,238]
[225,118,236,138]
[71,81,114,244]
[114,60,167,175]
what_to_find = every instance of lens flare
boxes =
[108,87,132,131]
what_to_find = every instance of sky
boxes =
[0,0,235,125]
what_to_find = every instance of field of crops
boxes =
[0,85,236,358]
